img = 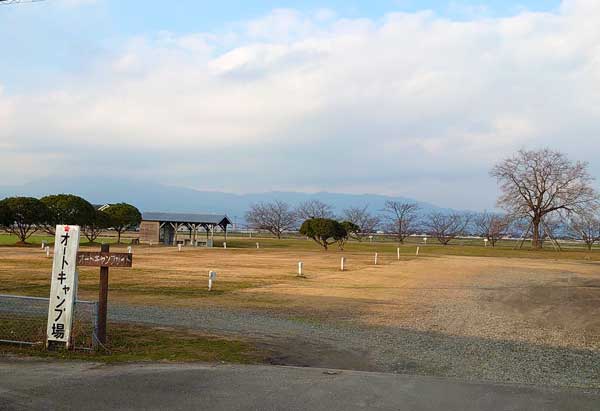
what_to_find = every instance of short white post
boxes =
[416,247,420,256]
[256,242,260,249]
[423,237,428,245]
[208,271,217,291]
[45,246,50,258]
[397,247,400,260]
[484,238,489,247]
[127,246,132,254]
[41,241,46,250]
[341,257,345,271]
[298,261,303,276]
[178,244,182,252]
[374,252,378,265]
[149,241,153,247]
[223,242,227,249]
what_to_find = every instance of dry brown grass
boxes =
[2,244,600,353]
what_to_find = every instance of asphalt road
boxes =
[1,359,599,411]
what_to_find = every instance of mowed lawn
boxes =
[2,237,600,354]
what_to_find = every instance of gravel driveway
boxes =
[109,303,600,390]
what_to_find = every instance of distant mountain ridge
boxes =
[0,177,448,223]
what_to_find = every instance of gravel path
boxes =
[109,304,600,390]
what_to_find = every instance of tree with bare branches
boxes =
[341,205,380,241]
[491,149,598,249]
[425,212,470,245]
[473,211,512,247]
[295,199,334,221]
[382,201,420,244]
[245,201,297,239]
[568,210,600,251]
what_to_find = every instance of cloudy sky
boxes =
[1,0,598,209]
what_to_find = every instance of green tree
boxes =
[104,203,141,244]
[83,209,113,243]
[41,194,95,235]
[0,197,49,243]
[299,218,347,250]
[0,201,13,228]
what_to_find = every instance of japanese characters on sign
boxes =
[46,225,80,348]
[76,252,133,267]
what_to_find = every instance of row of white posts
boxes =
[176,242,262,251]
[296,247,421,276]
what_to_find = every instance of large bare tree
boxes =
[382,201,420,244]
[295,199,335,221]
[425,212,470,245]
[473,211,512,247]
[341,205,380,241]
[491,149,598,249]
[245,201,297,239]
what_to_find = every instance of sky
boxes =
[1,0,598,210]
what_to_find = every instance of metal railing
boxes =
[0,294,98,351]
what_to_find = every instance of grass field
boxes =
[1,237,600,385]
[2,239,600,343]
[0,323,265,364]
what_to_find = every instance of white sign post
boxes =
[340,257,346,271]
[46,225,80,349]
[208,271,217,291]
[374,253,378,265]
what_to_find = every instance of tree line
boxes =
[246,149,600,250]
[0,195,141,244]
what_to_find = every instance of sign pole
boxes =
[97,243,110,345]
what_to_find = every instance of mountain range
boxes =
[0,177,447,223]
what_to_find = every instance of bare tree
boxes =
[491,149,598,249]
[245,201,297,239]
[295,199,335,221]
[382,201,420,244]
[425,212,470,245]
[568,210,600,251]
[473,211,512,247]
[341,205,380,241]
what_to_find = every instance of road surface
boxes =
[1,358,599,410]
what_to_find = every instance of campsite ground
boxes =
[1,235,600,389]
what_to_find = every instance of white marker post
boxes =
[127,246,132,254]
[341,257,346,271]
[208,271,217,291]
[41,241,47,250]
[256,242,260,249]
[223,242,227,249]
[178,244,182,252]
[423,237,428,245]
[374,253,378,265]
[45,246,50,258]
[484,238,489,247]
[416,247,420,256]
[298,261,303,277]
[46,225,80,350]
[397,248,400,261]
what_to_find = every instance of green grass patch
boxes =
[224,237,600,261]
[0,322,265,364]
[0,233,137,246]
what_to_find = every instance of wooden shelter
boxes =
[139,212,231,247]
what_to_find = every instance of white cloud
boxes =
[1,0,600,207]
